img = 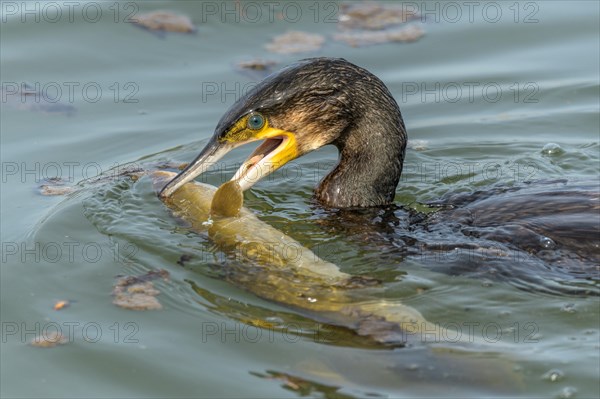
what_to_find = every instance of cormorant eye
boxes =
[247,113,265,130]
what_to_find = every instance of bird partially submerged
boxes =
[160,58,599,292]
[160,57,406,208]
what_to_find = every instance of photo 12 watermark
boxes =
[400,81,540,104]
[410,1,540,24]
[1,161,144,184]
[196,319,540,344]
[197,1,340,24]
[2,321,140,344]
[401,161,539,184]
[1,240,138,265]
[1,82,140,105]
[1,2,139,24]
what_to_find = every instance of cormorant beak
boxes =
[159,127,298,198]
[159,137,234,198]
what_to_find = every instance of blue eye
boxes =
[247,113,265,130]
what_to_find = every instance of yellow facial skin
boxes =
[219,113,264,143]
[160,113,300,198]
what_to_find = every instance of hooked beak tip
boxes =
[158,187,170,198]
[157,138,233,198]
[158,179,179,198]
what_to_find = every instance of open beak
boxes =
[231,129,297,191]
[159,128,298,198]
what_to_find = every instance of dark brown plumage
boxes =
[214,57,407,208]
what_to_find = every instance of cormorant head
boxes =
[160,57,403,199]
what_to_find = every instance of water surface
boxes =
[1,1,599,398]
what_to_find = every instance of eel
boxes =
[152,171,499,347]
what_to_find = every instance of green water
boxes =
[1,1,599,397]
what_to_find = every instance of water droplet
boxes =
[542,368,564,382]
[408,139,429,151]
[265,316,284,325]
[540,236,556,249]
[558,386,577,398]
[481,279,493,287]
[541,143,564,155]
[561,303,576,313]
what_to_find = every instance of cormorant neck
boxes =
[315,110,407,208]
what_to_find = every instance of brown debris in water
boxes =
[112,269,169,311]
[237,59,278,71]
[333,2,425,47]
[39,177,74,196]
[53,300,70,310]
[39,184,75,196]
[113,282,162,311]
[407,139,429,151]
[333,24,424,47]
[133,11,196,33]
[265,31,325,54]
[235,59,279,79]
[29,331,68,348]
[338,2,420,30]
